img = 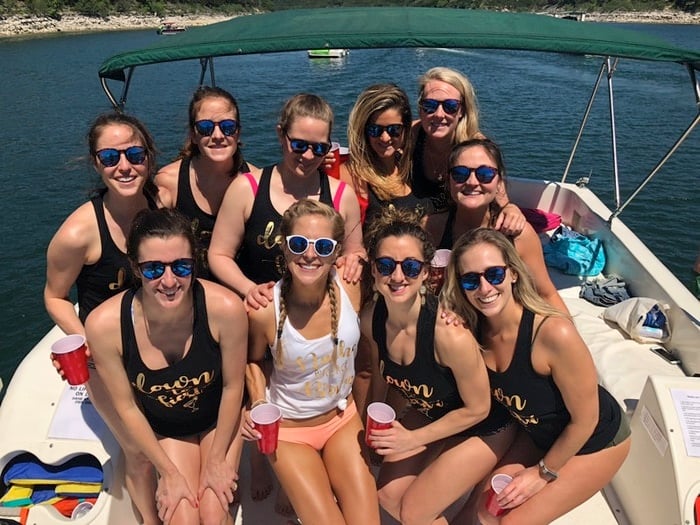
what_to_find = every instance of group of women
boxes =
[44,66,630,525]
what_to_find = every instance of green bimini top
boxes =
[98,7,700,81]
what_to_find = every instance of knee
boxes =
[377,483,402,514]
[198,501,229,525]
[399,497,435,525]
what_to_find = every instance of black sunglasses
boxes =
[366,123,404,138]
[449,165,500,184]
[286,235,338,257]
[285,134,332,157]
[138,258,195,280]
[460,266,507,291]
[419,98,461,115]
[374,257,425,279]
[194,119,239,137]
[95,146,147,168]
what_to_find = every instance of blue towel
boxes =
[2,453,102,486]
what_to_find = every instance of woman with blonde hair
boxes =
[411,67,523,234]
[242,199,380,525]
[441,228,630,525]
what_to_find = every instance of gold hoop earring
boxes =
[372,285,379,303]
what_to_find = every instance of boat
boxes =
[156,21,187,35]
[308,48,349,58]
[3,8,699,524]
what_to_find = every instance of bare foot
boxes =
[249,447,273,501]
[275,486,296,518]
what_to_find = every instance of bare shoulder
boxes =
[199,279,246,318]
[84,292,126,350]
[50,201,99,250]
[338,276,362,313]
[534,314,582,352]
[434,321,480,365]
[154,159,182,207]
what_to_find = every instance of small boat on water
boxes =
[156,21,187,35]
[308,48,349,58]
[3,8,699,524]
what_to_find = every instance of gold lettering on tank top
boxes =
[133,371,216,412]
[256,221,282,249]
[286,341,356,400]
[382,359,445,416]
[492,387,539,426]
[108,267,126,290]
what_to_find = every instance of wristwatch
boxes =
[538,459,559,482]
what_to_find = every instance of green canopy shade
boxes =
[99,7,700,81]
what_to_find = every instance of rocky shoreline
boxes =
[0,9,698,38]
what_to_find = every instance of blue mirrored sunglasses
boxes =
[95,146,147,168]
[285,134,332,157]
[366,123,404,138]
[374,257,425,279]
[419,98,461,115]
[138,258,195,280]
[459,266,507,291]
[449,165,499,184]
[194,119,239,137]
[286,235,338,257]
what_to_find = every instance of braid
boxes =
[327,274,339,371]
[275,273,292,367]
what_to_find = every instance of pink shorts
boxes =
[278,401,358,451]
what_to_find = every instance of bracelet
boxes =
[538,458,559,482]
[250,399,267,409]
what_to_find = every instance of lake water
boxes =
[0,22,698,385]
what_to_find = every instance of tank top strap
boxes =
[176,157,192,203]
[512,308,536,367]
[414,294,438,365]
[191,280,216,347]
[438,207,457,250]
[119,288,137,365]
[91,194,120,255]
[332,181,347,211]
[371,296,389,356]
[241,171,259,197]
[318,170,333,207]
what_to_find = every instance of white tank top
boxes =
[268,271,359,419]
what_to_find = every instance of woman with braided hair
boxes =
[241,199,380,525]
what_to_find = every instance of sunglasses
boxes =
[366,123,404,138]
[138,258,195,280]
[449,165,500,184]
[459,266,507,291]
[286,235,338,257]
[194,119,239,137]
[95,146,147,168]
[285,134,332,157]
[374,257,425,279]
[419,98,461,115]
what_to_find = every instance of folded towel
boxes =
[2,453,102,486]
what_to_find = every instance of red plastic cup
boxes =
[325,143,349,179]
[51,334,89,385]
[365,401,396,448]
[485,473,513,517]
[428,249,451,294]
[251,404,282,455]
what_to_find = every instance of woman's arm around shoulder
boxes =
[359,302,388,406]
[44,202,100,336]
[208,171,266,301]
[331,177,365,283]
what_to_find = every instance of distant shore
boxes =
[0,9,698,38]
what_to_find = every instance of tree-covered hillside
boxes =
[1,0,696,19]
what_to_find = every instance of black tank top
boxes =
[487,308,622,454]
[410,128,450,214]
[76,196,135,322]
[364,185,426,227]
[120,281,223,438]
[235,165,335,284]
